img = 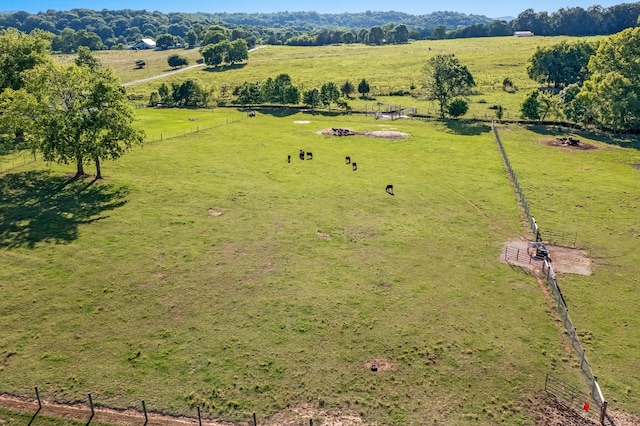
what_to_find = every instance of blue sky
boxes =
[2,0,626,20]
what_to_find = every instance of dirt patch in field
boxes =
[315,230,332,239]
[607,409,640,426]
[632,163,640,170]
[501,240,592,275]
[365,357,398,372]
[542,138,599,150]
[318,128,409,139]
[207,209,223,217]
[294,120,311,124]
[268,404,366,425]
[534,396,598,426]
[532,396,640,426]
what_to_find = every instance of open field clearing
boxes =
[1,108,639,425]
[55,48,205,85]
[101,36,601,120]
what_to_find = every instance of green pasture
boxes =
[495,125,640,411]
[1,109,600,425]
[111,36,598,120]
[55,47,204,85]
[133,107,247,142]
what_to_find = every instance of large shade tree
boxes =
[527,40,598,88]
[320,81,340,109]
[573,27,640,131]
[422,54,475,118]
[226,39,249,65]
[11,62,144,178]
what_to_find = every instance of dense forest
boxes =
[0,3,639,52]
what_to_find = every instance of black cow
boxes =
[352,162,357,171]
[299,149,305,160]
[306,152,313,160]
[288,155,291,163]
[345,156,351,164]
[386,184,394,195]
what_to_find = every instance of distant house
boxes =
[127,38,157,50]
[514,31,534,37]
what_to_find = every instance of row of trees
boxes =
[150,80,214,107]
[521,28,640,132]
[3,4,640,52]
[0,29,143,177]
[0,9,491,47]
[225,75,372,109]
[510,4,640,37]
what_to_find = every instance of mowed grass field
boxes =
[1,108,610,425]
[108,36,602,120]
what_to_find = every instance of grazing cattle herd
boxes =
[288,149,392,195]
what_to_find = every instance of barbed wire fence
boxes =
[492,121,610,425]
[0,150,37,175]
[144,114,247,143]
[19,386,316,426]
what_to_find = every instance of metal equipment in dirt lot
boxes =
[528,241,550,259]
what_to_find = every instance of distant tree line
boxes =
[510,4,640,36]
[1,4,639,52]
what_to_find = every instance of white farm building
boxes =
[128,38,157,49]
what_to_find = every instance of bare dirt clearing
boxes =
[501,240,592,276]
[318,128,409,139]
[541,138,599,150]
[364,357,398,372]
[315,230,332,239]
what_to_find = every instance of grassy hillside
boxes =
[96,36,601,120]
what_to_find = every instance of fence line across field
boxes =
[0,151,37,174]
[21,386,315,426]
[492,121,609,424]
[0,115,246,175]
[145,115,246,143]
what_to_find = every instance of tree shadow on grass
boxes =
[301,109,345,118]
[254,107,301,117]
[202,63,248,73]
[0,170,129,249]
[526,124,640,150]
[444,120,492,136]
